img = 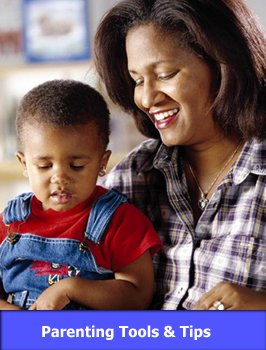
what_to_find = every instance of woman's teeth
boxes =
[154,108,179,121]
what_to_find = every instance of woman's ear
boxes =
[16,152,28,178]
[99,150,112,177]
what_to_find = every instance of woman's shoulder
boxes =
[240,139,266,167]
[114,138,161,171]
[103,139,162,194]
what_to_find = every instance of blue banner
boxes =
[1,311,265,350]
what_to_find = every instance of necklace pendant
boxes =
[198,195,209,210]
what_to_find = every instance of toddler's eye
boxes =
[70,164,84,170]
[37,164,52,169]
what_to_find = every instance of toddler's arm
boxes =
[0,282,21,310]
[29,250,154,310]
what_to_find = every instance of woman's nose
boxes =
[141,81,165,109]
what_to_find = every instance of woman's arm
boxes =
[29,250,154,310]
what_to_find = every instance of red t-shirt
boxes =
[0,186,161,271]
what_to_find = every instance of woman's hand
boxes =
[29,279,71,310]
[193,281,266,310]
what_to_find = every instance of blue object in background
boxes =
[22,0,90,63]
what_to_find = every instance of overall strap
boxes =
[3,192,34,225]
[85,188,127,243]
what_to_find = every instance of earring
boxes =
[99,166,106,177]
[23,169,28,178]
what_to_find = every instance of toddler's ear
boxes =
[99,165,106,177]
[16,152,28,178]
[102,149,112,166]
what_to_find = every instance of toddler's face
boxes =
[17,122,110,211]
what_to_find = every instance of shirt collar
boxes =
[135,138,266,182]
[153,143,180,169]
[232,139,266,185]
[135,140,180,173]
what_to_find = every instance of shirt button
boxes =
[7,233,19,245]
[177,286,184,294]
[198,225,208,234]
[260,267,266,275]
[79,241,89,252]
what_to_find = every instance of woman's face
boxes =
[126,24,219,147]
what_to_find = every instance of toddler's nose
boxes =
[50,172,70,185]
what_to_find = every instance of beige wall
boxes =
[0,0,265,211]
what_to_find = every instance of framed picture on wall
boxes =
[22,0,90,63]
[0,0,23,65]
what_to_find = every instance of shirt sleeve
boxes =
[90,202,162,272]
[0,213,8,244]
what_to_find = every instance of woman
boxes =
[94,0,266,310]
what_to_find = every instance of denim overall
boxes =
[0,189,127,309]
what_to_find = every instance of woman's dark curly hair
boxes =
[94,0,266,141]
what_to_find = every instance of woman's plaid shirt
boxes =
[104,138,266,309]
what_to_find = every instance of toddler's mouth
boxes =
[51,191,73,204]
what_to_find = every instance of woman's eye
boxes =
[135,78,144,87]
[158,71,178,80]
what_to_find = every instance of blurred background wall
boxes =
[0,0,265,211]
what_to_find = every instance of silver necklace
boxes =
[187,143,242,211]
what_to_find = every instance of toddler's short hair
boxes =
[16,79,110,151]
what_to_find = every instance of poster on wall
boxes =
[0,0,23,65]
[22,0,90,63]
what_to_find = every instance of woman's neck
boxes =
[183,137,243,179]
[182,137,244,225]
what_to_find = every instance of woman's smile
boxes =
[151,108,180,130]
[126,24,216,147]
